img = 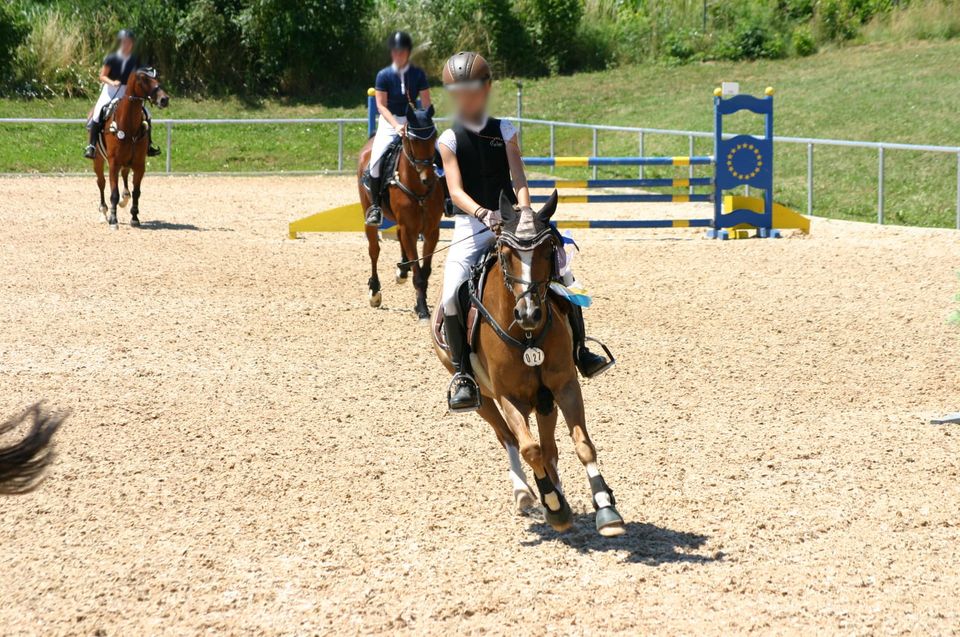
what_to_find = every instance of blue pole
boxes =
[764,88,775,232]
[713,90,723,230]
[367,88,377,137]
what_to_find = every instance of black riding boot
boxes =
[444,315,480,413]
[144,109,161,157]
[83,122,100,159]
[570,305,614,378]
[365,173,383,227]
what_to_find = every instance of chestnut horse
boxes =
[0,404,65,494]
[434,192,625,536]
[357,104,443,320]
[94,68,169,229]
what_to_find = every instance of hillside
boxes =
[2,39,959,226]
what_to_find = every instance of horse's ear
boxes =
[536,189,559,223]
[499,191,518,224]
[405,102,415,119]
[426,104,435,119]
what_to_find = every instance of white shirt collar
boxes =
[460,114,489,134]
[391,63,409,74]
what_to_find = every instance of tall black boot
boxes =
[569,305,614,378]
[83,122,100,159]
[144,108,161,157]
[365,172,383,227]
[443,314,480,412]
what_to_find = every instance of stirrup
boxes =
[83,145,96,159]
[447,373,481,413]
[578,337,616,379]
[147,145,161,157]
[364,205,383,227]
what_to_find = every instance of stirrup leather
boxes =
[446,372,481,413]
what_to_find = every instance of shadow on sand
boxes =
[136,220,233,232]
[522,513,720,566]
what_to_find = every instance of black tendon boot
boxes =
[443,315,481,412]
[570,305,615,378]
[84,122,100,159]
[365,172,384,227]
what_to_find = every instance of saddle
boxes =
[361,138,403,202]
[433,253,497,353]
[99,98,120,125]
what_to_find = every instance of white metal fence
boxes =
[2,116,959,229]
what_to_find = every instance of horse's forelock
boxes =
[516,208,536,240]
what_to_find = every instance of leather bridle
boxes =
[391,120,438,208]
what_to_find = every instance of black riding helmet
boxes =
[117,28,136,40]
[387,31,413,51]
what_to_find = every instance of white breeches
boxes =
[369,115,405,178]
[441,214,496,316]
[91,84,126,123]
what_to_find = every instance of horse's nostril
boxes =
[514,309,522,321]
[532,308,542,321]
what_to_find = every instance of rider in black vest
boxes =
[84,29,161,159]
[436,51,612,413]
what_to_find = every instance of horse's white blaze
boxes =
[519,249,533,290]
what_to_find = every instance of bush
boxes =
[521,0,583,73]
[0,4,27,88]
[14,8,92,97]
[792,25,817,55]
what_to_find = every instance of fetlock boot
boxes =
[443,315,481,412]
[570,305,614,378]
[84,122,100,159]
[365,173,383,227]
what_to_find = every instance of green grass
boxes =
[2,39,960,227]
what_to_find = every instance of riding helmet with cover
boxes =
[442,52,491,91]
[387,31,413,51]
[117,28,135,40]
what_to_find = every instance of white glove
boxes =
[475,207,502,231]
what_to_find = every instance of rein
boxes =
[389,125,437,208]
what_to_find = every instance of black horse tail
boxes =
[0,403,66,494]
[535,386,555,416]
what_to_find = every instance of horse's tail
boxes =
[536,386,554,416]
[0,403,66,494]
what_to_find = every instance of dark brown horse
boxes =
[94,68,169,229]
[0,404,65,494]
[434,192,625,536]
[357,105,443,320]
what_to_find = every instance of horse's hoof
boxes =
[119,191,130,208]
[130,217,141,228]
[395,269,408,284]
[369,291,382,308]
[543,496,573,532]
[596,506,626,537]
[109,223,119,231]
[514,488,537,513]
[416,308,430,321]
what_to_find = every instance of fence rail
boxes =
[2,116,959,229]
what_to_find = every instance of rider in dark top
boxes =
[84,29,161,159]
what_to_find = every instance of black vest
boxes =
[453,118,516,212]
[103,52,140,84]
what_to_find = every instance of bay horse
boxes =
[94,68,170,229]
[0,404,65,494]
[433,192,625,536]
[357,104,443,320]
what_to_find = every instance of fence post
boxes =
[592,128,598,179]
[956,152,960,230]
[806,143,814,216]
[878,146,885,224]
[549,124,555,175]
[516,81,523,150]
[165,122,172,174]
[638,131,644,179]
[337,121,344,172]
[688,134,695,196]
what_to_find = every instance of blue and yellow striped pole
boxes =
[367,88,377,137]
[524,156,714,167]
